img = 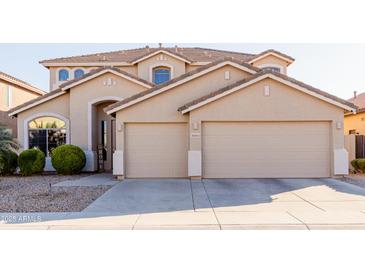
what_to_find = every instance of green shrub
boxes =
[18,148,45,176]
[351,159,359,172]
[51,144,86,175]
[357,159,365,173]
[0,150,18,175]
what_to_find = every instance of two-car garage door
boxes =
[124,121,330,178]
[202,121,330,178]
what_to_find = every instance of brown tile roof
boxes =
[130,48,193,63]
[9,66,154,117]
[104,58,261,113]
[59,66,154,89]
[178,70,356,112]
[39,47,257,65]
[247,49,295,63]
[0,71,45,95]
[348,92,365,109]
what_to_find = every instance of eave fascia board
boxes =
[40,62,132,67]
[249,52,294,65]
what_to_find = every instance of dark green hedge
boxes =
[351,158,365,173]
[51,144,86,175]
[18,148,45,176]
[0,150,18,175]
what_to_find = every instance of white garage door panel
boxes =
[125,123,188,178]
[203,122,330,178]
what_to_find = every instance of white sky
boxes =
[0,43,364,100]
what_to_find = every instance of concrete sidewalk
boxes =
[2,178,365,229]
[54,173,117,187]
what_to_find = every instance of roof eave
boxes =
[249,52,295,65]
[179,73,356,114]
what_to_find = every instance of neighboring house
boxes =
[0,71,45,136]
[8,46,356,178]
[344,91,365,135]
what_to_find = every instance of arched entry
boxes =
[87,96,122,171]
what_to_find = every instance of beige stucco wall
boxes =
[251,55,289,74]
[49,66,141,91]
[115,65,253,150]
[344,113,365,135]
[0,80,41,136]
[188,78,344,175]
[69,72,147,150]
[137,53,186,83]
[16,93,70,148]
[0,80,40,111]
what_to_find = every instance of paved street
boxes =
[2,177,365,229]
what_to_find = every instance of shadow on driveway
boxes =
[2,177,365,226]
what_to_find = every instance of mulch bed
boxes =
[0,174,111,212]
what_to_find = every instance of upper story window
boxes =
[153,66,171,84]
[74,69,85,79]
[58,69,69,81]
[261,66,281,73]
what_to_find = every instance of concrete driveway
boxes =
[3,177,365,229]
[80,177,365,229]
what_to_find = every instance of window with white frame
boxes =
[28,117,67,156]
[153,66,171,84]
[261,66,282,73]
[58,69,69,81]
[74,69,85,79]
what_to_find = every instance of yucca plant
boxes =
[0,124,18,153]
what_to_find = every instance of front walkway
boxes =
[2,177,365,229]
[54,173,117,187]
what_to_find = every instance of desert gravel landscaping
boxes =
[0,174,111,212]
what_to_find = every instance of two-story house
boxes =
[9,46,355,178]
[0,71,45,136]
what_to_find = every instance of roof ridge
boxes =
[192,47,256,57]
[0,71,45,95]
[39,46,152,63]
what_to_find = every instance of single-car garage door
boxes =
[202,121,330,178]
[125,123,188,178]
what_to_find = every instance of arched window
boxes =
[153,66,171,84]
[58,69,69,81]
[74,69,84,79]
[28,117,67,156]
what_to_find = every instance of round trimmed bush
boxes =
[351,159,359,172]
[0,150,18,175]
[51,144,86,175]
[18,148,45,176]
[357,159,365,173]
